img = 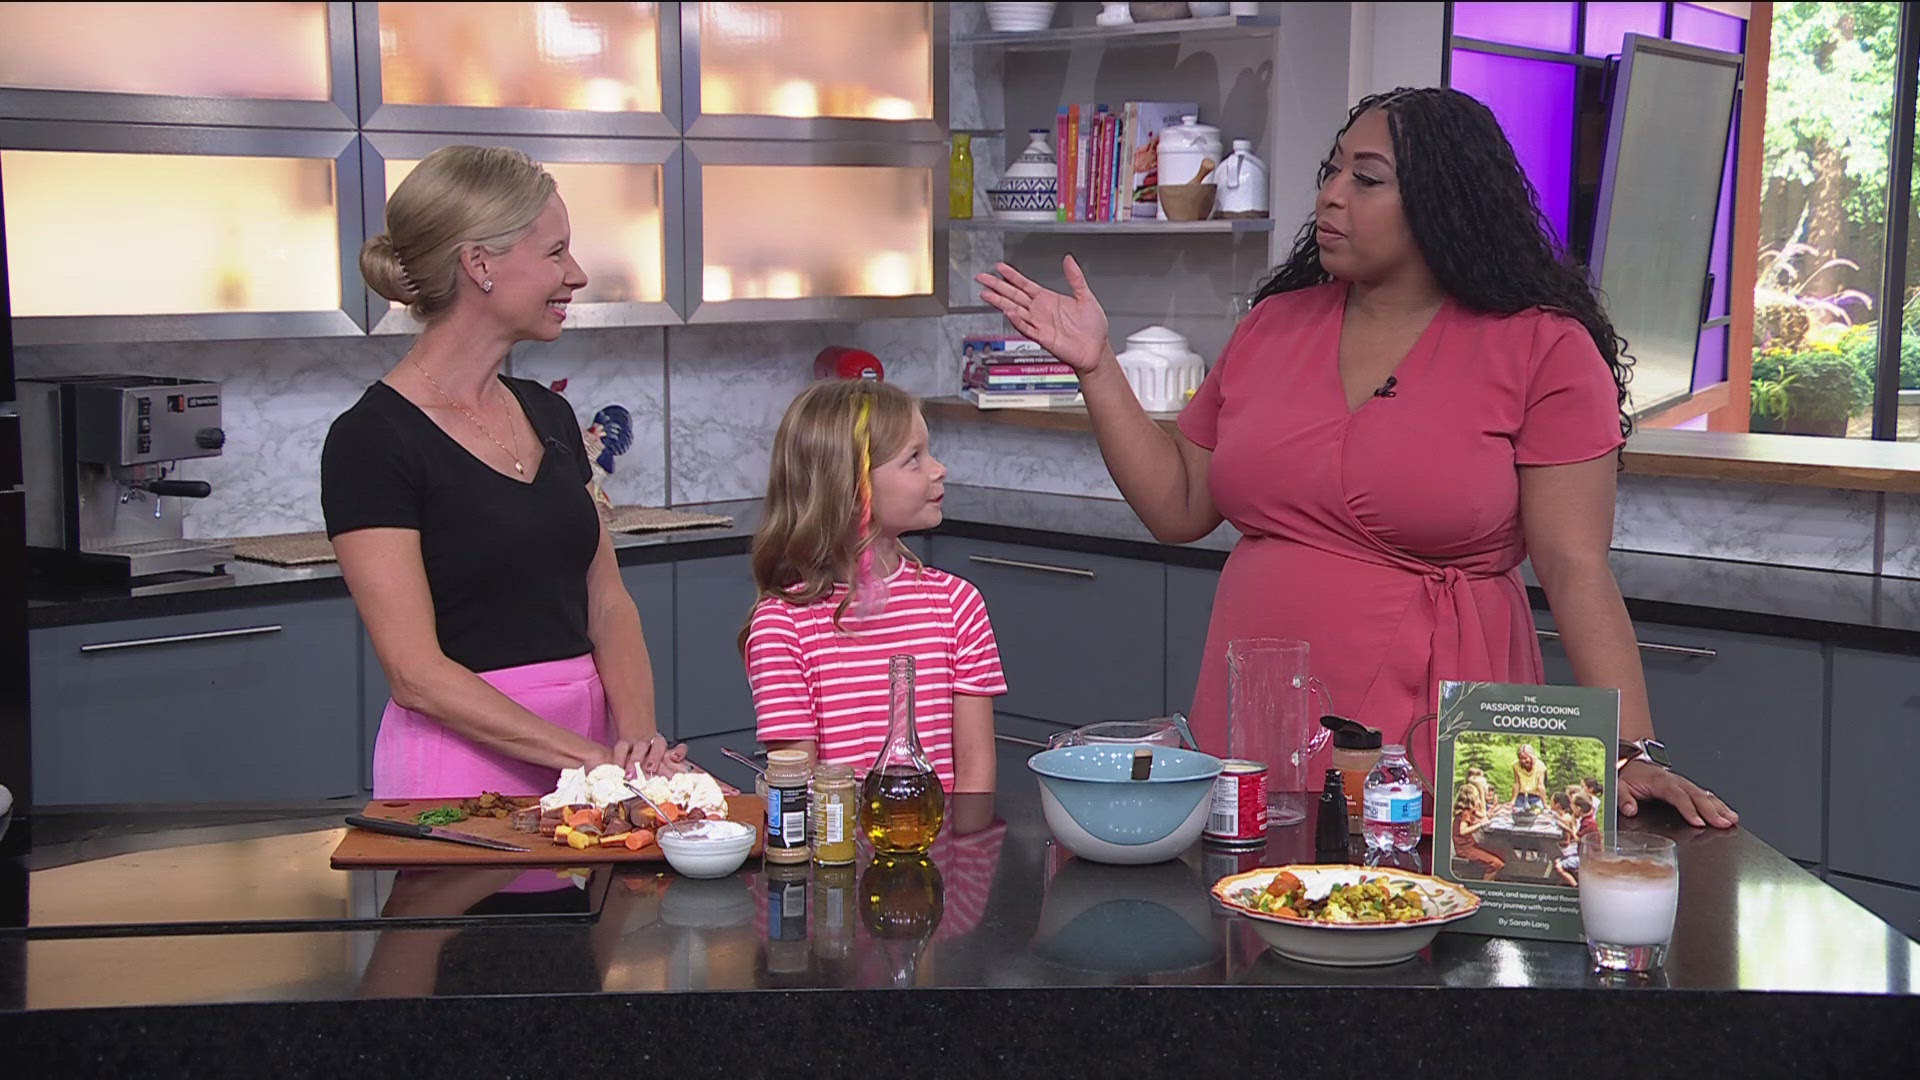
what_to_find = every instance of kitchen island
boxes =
[3,742,1914,1075]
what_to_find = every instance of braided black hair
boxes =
[1254,87,1635,443]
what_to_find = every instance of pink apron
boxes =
[371,653,609,799]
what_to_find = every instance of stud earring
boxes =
[481,279,494,293]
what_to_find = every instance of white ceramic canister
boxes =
[1115,325,1205,412]
[1215,139,1268,218]
[1156,114,1222,220]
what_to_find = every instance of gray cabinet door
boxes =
[1166,565,1221,716]
[1830,648,1920,888]
[620,562,676,740]
[360,622,387,792]
[31,599,362,804]
[1536,613,1823,862]
[928,537,1165,727]
[680,729,766,793]
[674,554,760,738]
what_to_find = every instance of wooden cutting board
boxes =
[329,795,766,868]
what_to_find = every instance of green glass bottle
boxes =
[949,133,974,220]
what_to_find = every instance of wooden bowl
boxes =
[1158,181,1217,222]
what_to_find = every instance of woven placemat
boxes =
[231,531,337,567]
[604,505,734,534]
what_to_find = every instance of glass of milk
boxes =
[1578,832,1679,972]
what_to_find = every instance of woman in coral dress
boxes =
[978,88,1735,828]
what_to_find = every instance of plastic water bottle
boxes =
[1363,744,1424,853]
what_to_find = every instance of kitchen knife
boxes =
[345,814,532,853]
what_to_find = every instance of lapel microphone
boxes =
[1373,375,1398,398]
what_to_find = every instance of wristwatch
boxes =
[1617,738,1671,771]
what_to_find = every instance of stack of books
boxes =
[960,336,1083,409]
[1055,100,1198,223]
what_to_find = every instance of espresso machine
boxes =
[19,374,233,595]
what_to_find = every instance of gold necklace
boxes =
[410,357,526,475]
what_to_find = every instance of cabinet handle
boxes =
[967,554,1096,580]
[1535,628,1716,660]
[80,624,284,654]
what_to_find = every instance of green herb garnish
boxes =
[416,806,467,827]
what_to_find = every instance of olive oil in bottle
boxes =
[860,654,946,855]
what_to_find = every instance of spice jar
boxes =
[1322,715,1383,834]
[763,748,812,865]
[811,762,858,866]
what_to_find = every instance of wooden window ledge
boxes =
[921,398,1920,495]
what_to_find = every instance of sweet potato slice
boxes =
[625,829,655,851]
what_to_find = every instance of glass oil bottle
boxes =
[860,654,945,854]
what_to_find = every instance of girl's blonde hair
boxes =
[1455,782,1485,813]
[748,379,923,630]
[359,145,556,321]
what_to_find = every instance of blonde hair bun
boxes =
[358,232,415,304]
[364,145,556,321]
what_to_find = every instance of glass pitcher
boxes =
[1227,638,1334,827]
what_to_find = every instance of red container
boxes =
[1203,759,1268,846]
[814,346,884,381]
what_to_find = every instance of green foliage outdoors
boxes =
[1765,3,1903,229]
[1451,732,1608,807]
[1755,4,1919,407]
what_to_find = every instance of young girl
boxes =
[1451,782,1504,881]
[743,380,1006,793]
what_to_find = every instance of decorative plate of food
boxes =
[1211,865,1482,967]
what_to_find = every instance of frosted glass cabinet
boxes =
[354,1,680,137]
[1,2,951,339]
[0,1,355,128]
[0,121,366,343]
[684,142,944,322]
[682,2,945,141]
[361,133,686,330]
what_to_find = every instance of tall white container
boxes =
[1155,115,1222,220]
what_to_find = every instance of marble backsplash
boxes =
[11,311,976,537]
[15,325,1918,580]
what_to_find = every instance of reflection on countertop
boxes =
[4,744,1916,1014]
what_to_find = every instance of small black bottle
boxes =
[1315,767,1349,859]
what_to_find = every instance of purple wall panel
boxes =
[1449,49,1577,245]
[1582,2,1666,57]
[1451,1,1577,52]
[1670,4,1747,53]
[1708,126,1735,321]
[1693,325,1729,390]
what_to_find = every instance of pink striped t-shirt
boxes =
[746,560,1008,791]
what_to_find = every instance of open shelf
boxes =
[922,395,1182,434]
[958,16,1281,51]
[950,218,1275,235]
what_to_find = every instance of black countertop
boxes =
[26,486,1920,651]
[2,742,1916,1074]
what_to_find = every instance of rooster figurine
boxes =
[549,379,634,516]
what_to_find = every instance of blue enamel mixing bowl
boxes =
[1027,745,1224,865]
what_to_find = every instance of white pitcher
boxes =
[1215,139,1268,218]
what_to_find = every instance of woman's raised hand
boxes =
[975,255,1112,374]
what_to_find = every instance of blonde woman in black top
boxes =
[324,145,680,797]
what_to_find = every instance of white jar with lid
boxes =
[1215,139,1268,218]
[1115,325,1205,412]
[1155,114,1222,219]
